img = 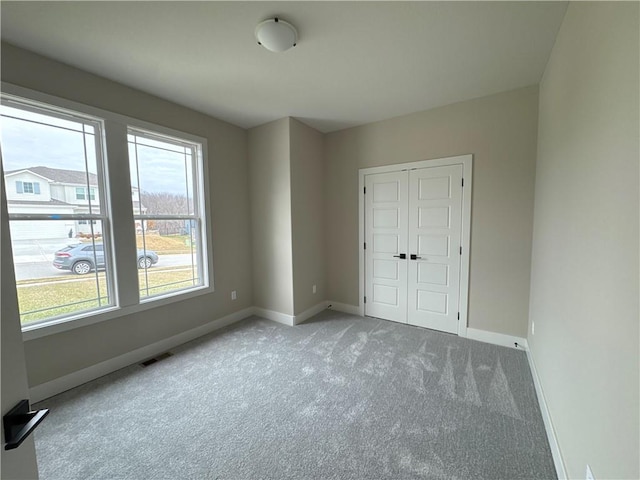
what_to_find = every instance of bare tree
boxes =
[139,192,192,235]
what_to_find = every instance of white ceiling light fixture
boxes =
[255,17,297,53]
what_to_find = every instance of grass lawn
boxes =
[136,234,194,254]
[75,234,194,254]
[18,267,200,325]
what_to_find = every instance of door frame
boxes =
[358,154,473,337]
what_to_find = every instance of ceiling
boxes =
[1,1,567,133]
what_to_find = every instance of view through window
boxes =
[1,99,113,325]
[128,129,204,299]
[1,93,210,329]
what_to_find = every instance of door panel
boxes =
[417,176,451,199]
[373,259,399,280]
[419,206,450,227]
[418,234,450,256]
[417,290,448,314]
[417,262,448,285]
[364,171,408,323]
[408,165,463,333]
[373,208,399,227]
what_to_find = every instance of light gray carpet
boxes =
[34,310,556,480]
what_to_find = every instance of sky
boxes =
[1,105,194,197]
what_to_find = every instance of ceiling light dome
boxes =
[255,17,297,53]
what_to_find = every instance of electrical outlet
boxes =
[585,465,595,480]
[312,284,317,294]
[532,322,535,335]
[231,290,237,300]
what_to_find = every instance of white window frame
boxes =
[22,181,34,193]
[2,96,116,323]
[1,83,214,341]
[127,127,207,301]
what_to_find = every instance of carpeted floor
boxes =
[34,310,556,479]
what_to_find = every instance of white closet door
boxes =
[364,171,408,324]
[407,165,463,333]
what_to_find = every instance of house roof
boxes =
[5,166,98,186]
[4,169,54,182]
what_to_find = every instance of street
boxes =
[10,238,195,281]
[14,255,194,281]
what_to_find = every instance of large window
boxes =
[1,91,210,334]
[1,98,112,325]
[128,129,204,299]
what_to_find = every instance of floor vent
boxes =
[140,352,173,367]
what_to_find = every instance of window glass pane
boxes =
[137,220,200,300]
[9,220,112,326]
[128,133,196,216]
[1,104,103,215]
[2,104,85,132]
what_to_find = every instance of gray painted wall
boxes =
[290,118,325,315]
[1,43,254,387]
[528,3,639,479]
[248,118,326,317]
[324,86,539,337]
[248,118,295,316]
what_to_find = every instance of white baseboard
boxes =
[252,307,295,326]
[30,307,254,403]
[466,327,527,350]
[327,301,361,316]
[293,301,329,325]
[526,345,567,480]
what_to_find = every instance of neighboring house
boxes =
[5,166,145,240]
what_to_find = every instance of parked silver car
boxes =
[53,243,159,275]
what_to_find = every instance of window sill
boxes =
[21,284,214,341]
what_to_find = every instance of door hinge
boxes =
[457,312,460,320]
[461,178,464,187]
[364,296,367,304]
[364,187,366,194]
[460,246,462,255]
[364,242,366,250]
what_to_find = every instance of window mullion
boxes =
[103,119,139,308]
